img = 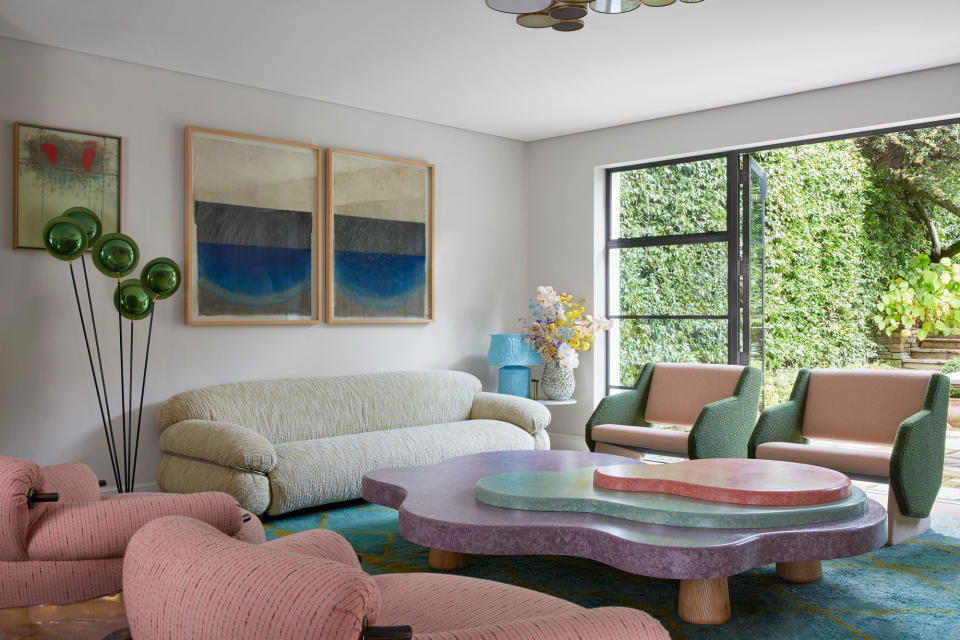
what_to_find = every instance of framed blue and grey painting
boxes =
[326,149,434,323]
[185,128,321,324]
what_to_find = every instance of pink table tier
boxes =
[593,458,852,506]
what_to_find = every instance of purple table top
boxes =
[362,450,888,580]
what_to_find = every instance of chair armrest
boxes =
[40,463,101,502]
[689,397,746,458]
[689,366,761,459]
[470,393,551,435]
[263,529,362,569]
[413,608,669,640]
[891,372,950,518]
[585,363,654,451]
[27,492,244,561]
[747,369,810,458]
[0,456,42,561]
[747,401,806,457]
[159,420,277,473]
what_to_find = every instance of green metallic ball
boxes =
[42,216,88,261]
[92,233,139,277]
[140,257,182,300]
[62,207,102,247]
[113,279,154,320]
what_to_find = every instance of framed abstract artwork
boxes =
[325,149,434,324]
[185,127,322,325]
[13,122,121,250]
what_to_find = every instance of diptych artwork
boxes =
[185,128,321,324]
[14,123,121,250]
[326,149,434,323]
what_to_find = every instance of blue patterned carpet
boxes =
[265,503,960,640]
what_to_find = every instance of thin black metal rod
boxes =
[117,278,127,493]
[131,307,155,491]
[81,256,121,490]
[127,319,134,492]
[607,230,727,250]
[70,263,122,492]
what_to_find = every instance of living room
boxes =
[1,1,959,639]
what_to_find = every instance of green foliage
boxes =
[874,254,960,341]
[860,125,960,261]
[942,356,960,374]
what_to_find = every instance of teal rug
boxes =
[265,503,960,640]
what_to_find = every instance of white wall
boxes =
[527,64,960,450]
[0,37,529,488]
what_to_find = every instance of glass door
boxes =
[740,155,767,398]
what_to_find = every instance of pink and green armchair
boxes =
[0,456,264,608]
[123,516,669,640]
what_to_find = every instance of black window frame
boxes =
[604,115,960,395]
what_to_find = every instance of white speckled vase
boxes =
[541,362,575,400]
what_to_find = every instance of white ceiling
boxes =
[2,0,960,141]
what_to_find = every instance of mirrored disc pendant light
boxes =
[501,0,704,32]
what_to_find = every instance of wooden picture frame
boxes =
[13,122,122,250]
[185,127,323,325]
[325,148,434,324]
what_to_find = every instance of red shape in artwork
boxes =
[40,143,58,165]
[81,147,96,173]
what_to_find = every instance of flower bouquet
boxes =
[521,285,610,399]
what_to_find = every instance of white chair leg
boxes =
[886,488,930,546]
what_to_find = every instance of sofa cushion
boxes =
[755,441,891,478]
[157,370,482,444]
[802,369,931,445]
[590,424,690,453]
[643,364,743,427]
[268,420,534,515]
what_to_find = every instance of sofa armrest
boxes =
[159,420,277,473]
[891,372,949,518]
[0,457,42,561]
[747,369,810,458]
[470,393,551,435]
[40,463,101,502]
[27,492,244,561]
[585,363,654,451]
[689,366,761,459]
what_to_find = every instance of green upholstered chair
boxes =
[586,363,762,461]
[748,368,949,544]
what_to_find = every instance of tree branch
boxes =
[913,200,941,259]
[901,180,960,219]
[940,239,960,260]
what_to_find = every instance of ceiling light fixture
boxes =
[487,0,703,32]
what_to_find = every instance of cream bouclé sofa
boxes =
[156,370,551,516]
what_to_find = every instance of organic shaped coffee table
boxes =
[362,450,887,625]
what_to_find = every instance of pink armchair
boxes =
[0,456,265,608]
[123,516,670,640]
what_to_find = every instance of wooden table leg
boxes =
[428,548,470,570]
[776,560,822,583]
[677,577,730,625]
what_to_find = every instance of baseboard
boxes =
[99,480,160,495]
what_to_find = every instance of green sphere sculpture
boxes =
[113,279,154,321]
[140,257,182,300]
[63,207,102,248]
[42,216,88,261]
[43,206,182,494]
[92,233,140,277]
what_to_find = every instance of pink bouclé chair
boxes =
[123,516,670,640]
[0,456,265,609]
